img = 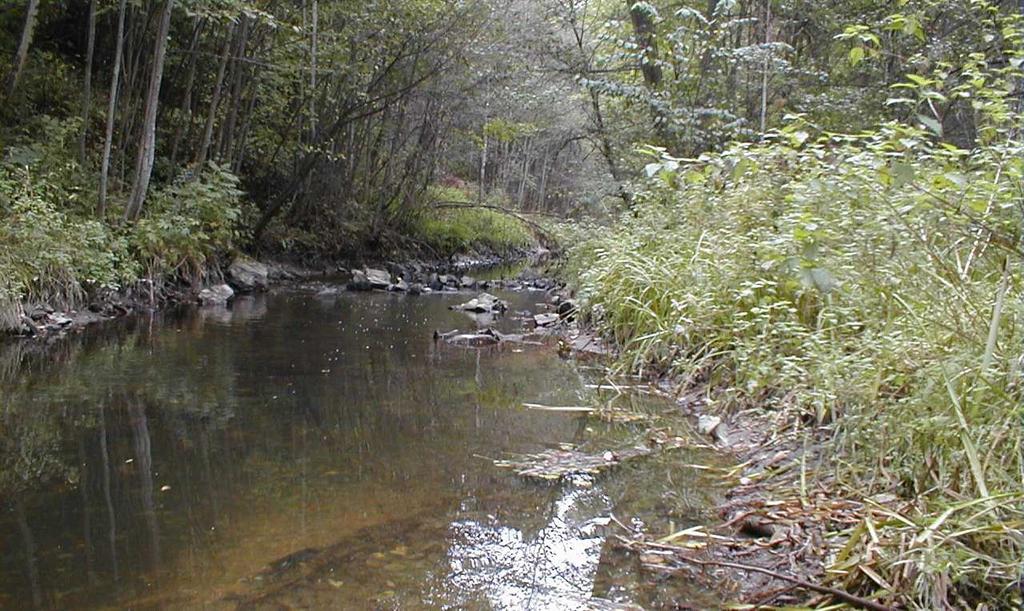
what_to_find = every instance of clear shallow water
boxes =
[0,285,721,609]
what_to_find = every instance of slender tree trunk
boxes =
[169,19,205,169]
[124,0,175,222]
[310,0,318,143]
[98,0,128,217]
[759,0,772,134]
[79,0,98,165]
[196,26,233,172]
[478,129,488,203]
[218,17,250,161]
[3,0,40,98]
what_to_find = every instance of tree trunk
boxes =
[218,17,250,161]
[479,130,488,202]
[98,0,128,217]
[124,0,175,222]
[3,0,40,98]
[625,0,662,89]
[759,0,772,134]
[196,26,234,172]
[168,19,205,169]
[79,0,98,165]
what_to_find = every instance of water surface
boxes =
[0,284,720,609]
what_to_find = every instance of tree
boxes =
[124,0,176,222]
[98,0,128,217]
[3,0,40,97]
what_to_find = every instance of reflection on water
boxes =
[0,286,720,609]
[443,485,609,610]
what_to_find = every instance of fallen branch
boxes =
[521,403,595,412]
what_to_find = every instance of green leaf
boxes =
[849,46,865,65]
[917,115,943,136]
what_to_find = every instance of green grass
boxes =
[408,185,534,256]
[565,126,1024,608]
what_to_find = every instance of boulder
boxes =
[365,268,392,289]
[389,278,409,292]
[408,283,424,295]
[227,258,269,292]
[460,275,477,289]
[347,270,372,291]
[199,284,235,305]
[427,273,442,291]
[46,313,74,329]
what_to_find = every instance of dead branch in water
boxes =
[616,535,895,611]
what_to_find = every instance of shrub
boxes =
[129,163,244,281]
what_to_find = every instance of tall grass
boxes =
[566,125,1024,607]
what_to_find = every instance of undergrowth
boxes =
[0,116,244,332]
[564,38,1024,611]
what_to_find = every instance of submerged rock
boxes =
[447,332,501,347]
[227,257,269,292]
[199,284,235,305]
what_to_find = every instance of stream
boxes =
[0,281,723,609]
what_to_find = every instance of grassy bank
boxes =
[563,115,1023,607]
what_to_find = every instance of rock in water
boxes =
[697,415,721,437]
[557,299,577,319]
[460,275,477,289]
[347,270,372,291]
[199,284,235,305]
[365,268,392,290]
[389,278,409,292]
[533,313,560,327]
[451,292,507,313]
[227,258,269,292]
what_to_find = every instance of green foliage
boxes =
[0,121,135,328]
[0,119,244,332]
[130,163,244,278]
[567,45,1024,607]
